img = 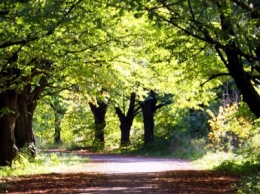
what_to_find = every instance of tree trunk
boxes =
[54,115,62,144]
[14,86,38,157]
[225,49,260,118]
[120,121,132,147]
[217,2,260,118]
[115,93,138,147]
[15,95,36,149]
[141,102,155,146]
[0,91,19,166]
[116,114,132,147]
[89,101,108,149]
[14,76,47,156]
[141,91,157,146]
[50,95,67,145]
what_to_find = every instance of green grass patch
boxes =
[215,160,260,194]
[193,151,240,169]
[193,151,260,194]
[0,151,90,178]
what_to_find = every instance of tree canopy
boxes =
[124,0,260,117]
[0,0,259,166]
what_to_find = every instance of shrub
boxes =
[207,103,254,152]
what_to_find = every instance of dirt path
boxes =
[59,150,199,174]
[1,150,240,193]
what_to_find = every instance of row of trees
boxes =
[0,0,168,166]
[88,90,173,149]
[0,0,119,165]
[1,0,259,166]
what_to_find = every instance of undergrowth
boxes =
[215,160,260,194]
[0,151,90,177]
[0,151,90,193]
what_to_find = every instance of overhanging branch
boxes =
[200,73,230,86]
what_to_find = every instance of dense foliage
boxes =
[0,0,259,192]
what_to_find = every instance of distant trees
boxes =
[115,92,141,147]
[141,91,173,146]
[50,94,67,145]
[89,100,108,149]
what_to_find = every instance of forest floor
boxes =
[1,149,240,193]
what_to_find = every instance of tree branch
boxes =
[200,73,230,86]
[0,0,84,49]
[231,0,260,19]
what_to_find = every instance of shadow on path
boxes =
[2,150,239,193]
[4,171,239,194]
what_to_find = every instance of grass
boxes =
[193,151,241,169]
[192,151,260,194]
[0,151,90,193]
[104,136,208,161]
[0,151,90,177]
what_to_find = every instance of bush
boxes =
[215,160,260,194]
[237,172,260,194]
[207,103,253,152]
[0,179,8,193]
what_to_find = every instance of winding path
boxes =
[75,153,199,173]
[45,149,199,173]
[3,150,239,194]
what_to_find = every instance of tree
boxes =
[132,0,260,118]
[140,90,173,146]
[89,100,108,149]
[73,12,169,148]
[0,0,122,166]
[49,94,67,145]
[0,90,19,166]
[115,92,141,147]
[0,0,82,166]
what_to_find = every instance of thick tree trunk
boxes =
[0,91,19,166]
[120,122,131,147]
[225,49,260,118]
[115,110,133,147]
[217,3,260,118]
[14,77,47,156]
[115,93,138,147]
[141,91,157,146]
[15,95,36,149]
[141,101,155,146]
[14,87,37,157]
[89,101,108,149]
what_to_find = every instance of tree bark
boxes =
[54,114,63,144]
[15,89,37,152]
[14,77,47,156]
[141,91,172,147]
[0,90,19,166]
[141,91,157,146]
[217,2,260,118]
[115,110,132,147]
[89,100,108,149]
[224,49,260,118]
[50,95,67,145]
[115,93,138,147]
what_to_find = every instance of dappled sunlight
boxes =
[3,171,239,194]
[42,150,200,174]
[1,151,239,193]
